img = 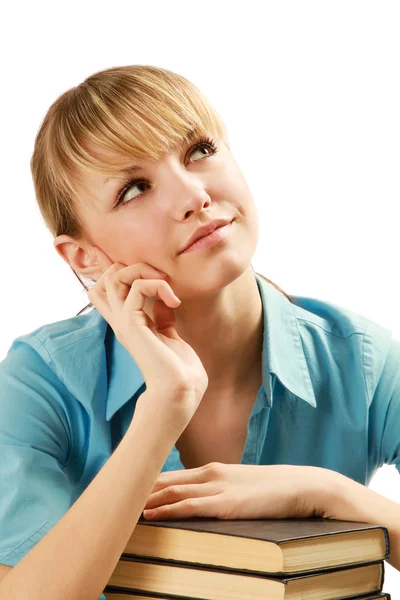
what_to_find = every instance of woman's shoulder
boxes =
[0,308,109,419]
[6,308,108,359]
[290,293,390,341]
[290,293,394,404]
[3,309,108,374]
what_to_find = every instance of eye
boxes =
[114,136,218,209]
[188,137,218,163]
[115,179,150,208]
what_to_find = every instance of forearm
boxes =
[321,470,400,571]
[0,390,178,600]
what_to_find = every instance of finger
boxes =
[123,279,181,319]
[102,263,141,313]
[144,483,219,510]
[89,263,169,318]
[143,495,223,520]
[151,466,211,493]
[152,298,179,337]
[87,262,124,322]
[103,263,167,303]
[152,462,226,492]
[104,266,170,315]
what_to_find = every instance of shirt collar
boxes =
[105,271,317,421]
[255,272,317,410]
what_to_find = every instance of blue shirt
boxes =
[1,272,399,599]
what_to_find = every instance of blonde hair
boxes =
[30,64,294,314]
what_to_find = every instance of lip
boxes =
[179,218,234,254]
[179,220,234,254]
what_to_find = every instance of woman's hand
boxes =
[88,249,209,433]
[143,462,336,520]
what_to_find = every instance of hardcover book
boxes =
[105,593,391,600]
[104,557,384,600]
[120,517,389,575]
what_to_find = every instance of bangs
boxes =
[44,66,228,203]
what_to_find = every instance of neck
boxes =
[173,266,264,393]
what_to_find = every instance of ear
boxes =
[53,236,156,321]
[53,234,102,282]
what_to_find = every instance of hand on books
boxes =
[142,462,337,520]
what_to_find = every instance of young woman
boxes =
[0,65,399,599]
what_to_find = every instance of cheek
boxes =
[112,227,150,260]
[220,164,254,206]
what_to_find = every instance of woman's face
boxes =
[59,134,259,300]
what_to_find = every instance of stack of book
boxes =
[103,517,392,599]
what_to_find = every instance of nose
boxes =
[162,161,212,217]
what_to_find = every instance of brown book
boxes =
[105,592,391,600]
[120,517,389,575]
[348,595,391,600]
[104,557,384,600]
[356,596,391,599]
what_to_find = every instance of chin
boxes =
[175,254,255,299]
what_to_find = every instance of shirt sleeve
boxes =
[368,335,400,476]
[0,339,76,566]
[0,339,107,599]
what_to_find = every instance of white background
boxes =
[1,0,399,596]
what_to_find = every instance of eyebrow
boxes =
[103,165,144,186]
[102,131,205,186]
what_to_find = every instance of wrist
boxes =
[129,396,177,450]
[299,467,352,519]
[317,469,398,526]
[132,388,193,440]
